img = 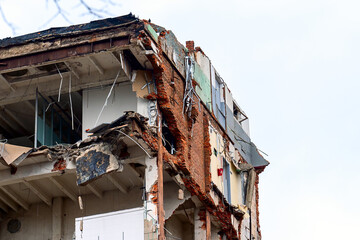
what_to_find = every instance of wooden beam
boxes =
[0,74,15,92]
[86,182,103,199]
[0,186,29,210]
[23,180,52,206]
[206,210,211,240]
[0,189,18,211]
[0,37,130,71]
[88,56,104,75]
[157,113,165,240]
[49,177,77,202]
[106,174,127,194]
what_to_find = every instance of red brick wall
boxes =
[143,33,208,193]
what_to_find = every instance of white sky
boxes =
[1,0,359,239]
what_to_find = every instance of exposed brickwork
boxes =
[186,40,195,52]
[138,27,259,239]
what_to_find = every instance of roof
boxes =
[0,13,139,49]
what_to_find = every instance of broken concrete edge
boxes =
[0,14,144,60]
[1,111,158,187]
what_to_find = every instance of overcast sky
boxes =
[1,0,359,239]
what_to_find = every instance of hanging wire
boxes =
[94,69,121,127]
[183,56,200,117]
[115,129,152,158]
[69,73,74,130]
[55,63,64,102]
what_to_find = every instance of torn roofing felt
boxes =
[0,13,139,48]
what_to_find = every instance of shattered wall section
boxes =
[139,27,243,238]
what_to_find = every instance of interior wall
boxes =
[0,188,143,240]
[165,214,194,240]
[0,202,52,240]
[230,163,241,206]
[164,181,191,220]
[211,224,221,240]
[82,83,137,139]
[209,125,225,194]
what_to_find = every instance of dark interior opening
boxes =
[0,91,82,148]
[162,118,176,155]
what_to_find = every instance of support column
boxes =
[206,210,211,240]
[194,208,207,240]
[144,155,158,240]
[52,197,63,240]
[157,113,165,240]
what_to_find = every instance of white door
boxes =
[75,207,144,240]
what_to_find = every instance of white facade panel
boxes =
[75,207,144,240]
[82,83,137,139]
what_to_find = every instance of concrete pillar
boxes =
[144,155,158,239]
[194,208,207,240]
[52,197,63,240]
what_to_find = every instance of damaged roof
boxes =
[0,13,139,48]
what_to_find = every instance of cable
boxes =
[94,69,121,127]
[55,63,64,102]
[115,129,152,159]
[69,73,74,130]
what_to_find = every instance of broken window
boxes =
[35,90,82,147]
[162,118,176,155]
[233,102,248,126]
[223,158,231,203]
[214,72,226,128]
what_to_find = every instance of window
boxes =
[233,102,248,126]
[214,72,226,128]
[35,90,82,147]
[223,158,231,203]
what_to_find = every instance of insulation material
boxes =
[193,61,212,111]
[76,143,122,185]
[132,70,155,98]
[145,23,159,43]
[0,143,32,165]
[195,51,211,82]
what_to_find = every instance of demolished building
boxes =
[0,13,269,240]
